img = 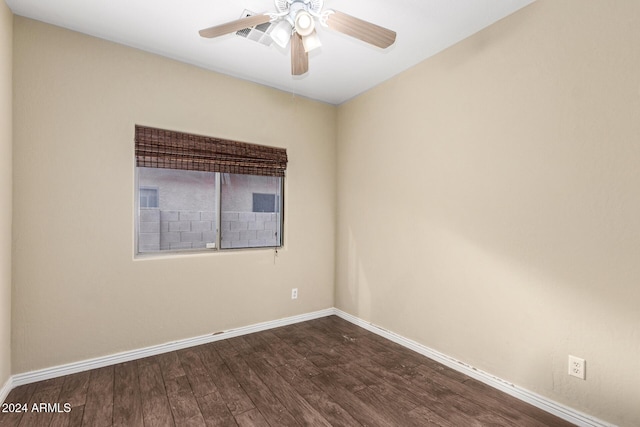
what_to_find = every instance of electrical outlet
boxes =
[291,288,298,300]
[568,355,586,380]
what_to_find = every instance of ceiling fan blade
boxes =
[199,14,271,38]
[291,33,309,75]
[325,10,396,49]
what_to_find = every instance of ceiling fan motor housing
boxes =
[275,0,324,15]
[277,0,320,29]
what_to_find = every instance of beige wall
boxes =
[336,1,640,426]
[12,17,336,373]
[0,0,12,391]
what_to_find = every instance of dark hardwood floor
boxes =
[0,316,575,426]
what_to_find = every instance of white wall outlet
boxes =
[568,355,586,380]
[291,288,298,300]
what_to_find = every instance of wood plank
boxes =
[270,325,328,365]
[260,329,322,371]
[386,350,470,384]
[338,353,454,427]
[320,365,368,394]
[408,405,457,427]
[314,316,369,339]
[244,355,332,426]
[216,342,299,426]
[113,362,143,427]
[408,363,550,427]
[17,383,62,427]
[138,361,174,427]
[354,386,440,427]
[272,323,349,368]
[315,318,447,379]
[315,353,425,426]
[156,351,185,381]
[342,363,423,409]
[136,355,158,368]
[0,383,37,427]
[164,376,206,427]
[195,391,237,427]
[306,320,415,372]
[331,359,426,427]
[352,333,470,388]
[355,357,514,426]
[49,405,84,427]
[310,372,396,427]
[241,333,289,368]
[177,348,219,398]
[246,330,322,377]
[226,336,253,354]
[58,371,90,409]
[300,321,365,359]
[2,383,37,404]
[209,339,238,360]
[234,408,270,427]
[462,378,577,427]
[33,376,66,392]
[352,335,425,369]
[275,362,363,427]
[197,343,255,416]
[81,366,113,427]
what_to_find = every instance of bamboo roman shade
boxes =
[135,125,288,177]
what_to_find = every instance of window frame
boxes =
[134,168,284,257]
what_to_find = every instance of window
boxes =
[139,187,159,208]
[221,175,282,249]
[135,125,286,255]
[252,193,277,213]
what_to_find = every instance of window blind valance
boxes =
[135,125,288,178]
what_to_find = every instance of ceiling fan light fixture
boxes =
[294,11,315,37]
[270,19,293,48]
[302,30,322,52]
[199,1,396,77]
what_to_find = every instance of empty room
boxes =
[0,0,638,426]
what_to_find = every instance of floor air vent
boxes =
[236,10,274,47]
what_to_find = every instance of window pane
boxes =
[137,167,216,253]
[252,193,276,213]
[220,173,282,249]
[139,187,158,208]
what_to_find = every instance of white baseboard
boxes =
[11,308,334,388]
[333,308,615,427]
[4,307,614,427]
[0,376,11,404]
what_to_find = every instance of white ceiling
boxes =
[6,0,535,105]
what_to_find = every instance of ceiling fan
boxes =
[199,0,396,76]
